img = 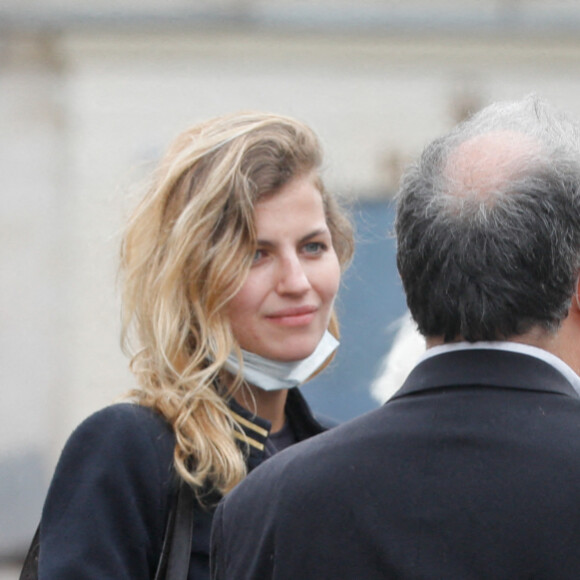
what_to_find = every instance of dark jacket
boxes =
[211,349,580,580]
[38,388,328,579]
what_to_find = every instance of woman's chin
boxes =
[261,345,317,363]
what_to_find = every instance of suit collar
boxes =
[419,340,580,393]
[392,348,580,401]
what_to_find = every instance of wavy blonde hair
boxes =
[120,111,354,500]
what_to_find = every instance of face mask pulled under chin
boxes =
[223,331,339,391]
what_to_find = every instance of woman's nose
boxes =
[275,255,311,295]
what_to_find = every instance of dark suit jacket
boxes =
[211,349,580,580]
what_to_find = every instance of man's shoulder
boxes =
[211,407,391,578]
[226,405,387,503]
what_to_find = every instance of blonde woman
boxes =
[36,112,354,578]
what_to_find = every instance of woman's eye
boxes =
[303,242,327,255]
[252,249,266,263]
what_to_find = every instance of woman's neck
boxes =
[234,385,288,433]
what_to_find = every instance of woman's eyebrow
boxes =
[256,228,330,247]
[300,228,330,243]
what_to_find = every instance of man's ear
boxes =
[573,275,580,312]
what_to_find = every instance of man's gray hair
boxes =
[396,96,580,342]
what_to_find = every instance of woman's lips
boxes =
[266,306,317,327]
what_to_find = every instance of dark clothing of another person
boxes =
[38,388,328,580]
[211,349,580,580]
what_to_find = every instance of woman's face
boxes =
[227,173,341,362]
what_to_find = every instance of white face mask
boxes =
[223,331,339,391]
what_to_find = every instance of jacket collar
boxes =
[227,388,327,470]
[392,348,580,401]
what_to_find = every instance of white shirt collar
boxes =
[418,341,580,397]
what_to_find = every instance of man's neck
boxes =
[425,326,580,379]
[426,327,557,351]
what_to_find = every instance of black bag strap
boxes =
[154,481,195,580]
[19,526,40,580]
[19,481,194,580]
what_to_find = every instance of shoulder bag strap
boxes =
[154,481,195,580]
[19,526,40,580]
[19,484,194,580]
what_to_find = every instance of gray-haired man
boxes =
[211,97,580,579]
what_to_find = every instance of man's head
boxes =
[396,96,580,343]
